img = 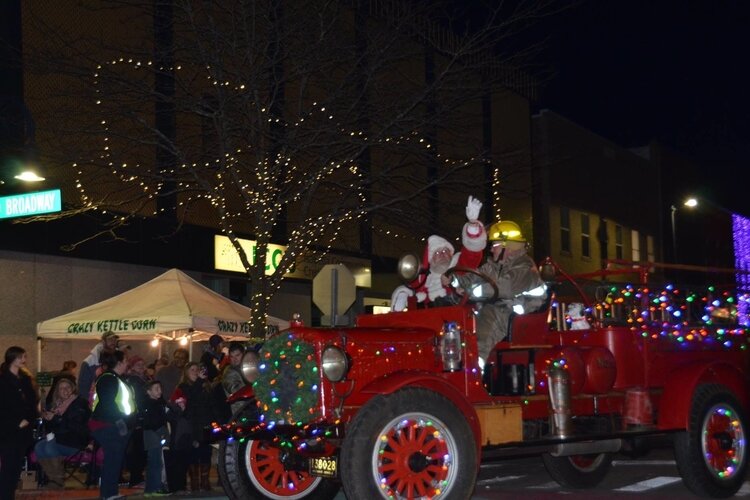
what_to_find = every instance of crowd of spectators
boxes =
[0,332,242,499]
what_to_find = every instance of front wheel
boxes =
[218,402,339,500]
[674,384,748,498]
[542,452,613,488]
[340,387,477,499]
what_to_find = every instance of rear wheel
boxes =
[542,452,613,488]
[674,384,748,498]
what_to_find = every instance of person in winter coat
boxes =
[88,349,136,500]
[78,331,119,402]
[124,355,150,487]
[34,375,91,489]
[199,335,224,382]
[220,341,246,418]
[140,380,171,496]
[0,346,39,500]
[454,220,547,363]
[170,362,217,492]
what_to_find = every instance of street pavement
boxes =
[15,448,750,499]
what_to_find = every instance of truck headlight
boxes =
[241,350,260,383]
[321,345,349,382]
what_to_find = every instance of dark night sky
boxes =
[532,0,749,212]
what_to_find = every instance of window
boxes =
[631,229,641,261]
[581,213,590,258]
[615,225,623,259]
[647,235,655,270]
[560,207,570,253]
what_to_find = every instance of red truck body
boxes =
[217,265,750,500]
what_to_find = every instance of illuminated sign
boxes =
[214,234,372,287]
[214,235,287,276]
[0,189,62,219]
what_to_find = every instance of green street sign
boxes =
[0,189,62,219]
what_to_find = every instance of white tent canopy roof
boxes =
[36,268,289,341]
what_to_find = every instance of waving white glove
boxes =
[466,196,482,222]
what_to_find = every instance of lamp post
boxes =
[670,198,698,263]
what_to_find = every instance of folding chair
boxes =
[63,440,103,487]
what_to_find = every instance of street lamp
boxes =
[14,170,45,182]
[670,197,698,262]
[1,158,46,186]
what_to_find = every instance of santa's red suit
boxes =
[412,220,487,304]
[390,196,487,311]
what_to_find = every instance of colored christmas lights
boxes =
[563,283,749,349]
[253,333,321,424]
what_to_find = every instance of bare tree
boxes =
[20,0,557,335]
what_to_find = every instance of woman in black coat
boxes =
[34,375,90,488]
[0,346,39,500]
[170,362,217,492]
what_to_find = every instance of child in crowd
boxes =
[140,380,171,497]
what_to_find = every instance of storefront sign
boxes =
[0,189,62,219]
[214,234,371,287]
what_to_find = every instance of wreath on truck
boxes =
[253,333,322,425]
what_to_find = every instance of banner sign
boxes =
[66,319,158,334]
[0,189,62,219]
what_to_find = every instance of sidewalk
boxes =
[16,469,228,500]
[17,485,228,499]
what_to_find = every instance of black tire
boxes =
[542,452,613,488]
[340,387,477,499]
[674,384,748,498]
[218,402,340,500]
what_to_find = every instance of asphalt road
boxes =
[177,447,750,499]
[471,447,750,499]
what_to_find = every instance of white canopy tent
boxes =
[36,268,289,345]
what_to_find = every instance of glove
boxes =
[466,196,482,222]
[115,419,128,437]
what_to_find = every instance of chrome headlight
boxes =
[321,345,349,382]
[241,350,260,383]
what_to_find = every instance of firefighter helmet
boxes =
[488,220,525,243]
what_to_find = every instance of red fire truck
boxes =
[215,258,749,499]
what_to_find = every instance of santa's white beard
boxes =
[430,259,450,275]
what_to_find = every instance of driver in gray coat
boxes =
[453,220,547,364]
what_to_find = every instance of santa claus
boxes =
[391,196,487,310]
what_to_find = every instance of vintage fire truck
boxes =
[214,257,749,499]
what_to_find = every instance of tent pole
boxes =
[188,335,193,362]
[37,337,42,372]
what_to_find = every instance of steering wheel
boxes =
[444,266,499,304]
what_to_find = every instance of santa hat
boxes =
[462,221,487,252]
[426,235,454,263]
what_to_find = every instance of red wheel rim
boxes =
[701,404,746,480]
[246,440,321,498]
[568,454,601,470]
[373,413,458,499]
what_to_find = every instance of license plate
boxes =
[309,456,338,478]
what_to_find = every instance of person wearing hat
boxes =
[199,334,225,382]
[393,196,487,311]
[453,220,547,364]
[78,331,119,405]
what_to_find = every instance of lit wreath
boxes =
[253,333,321,425]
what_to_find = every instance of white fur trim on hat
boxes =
[426,235,454,263]
[462,221,487,252]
